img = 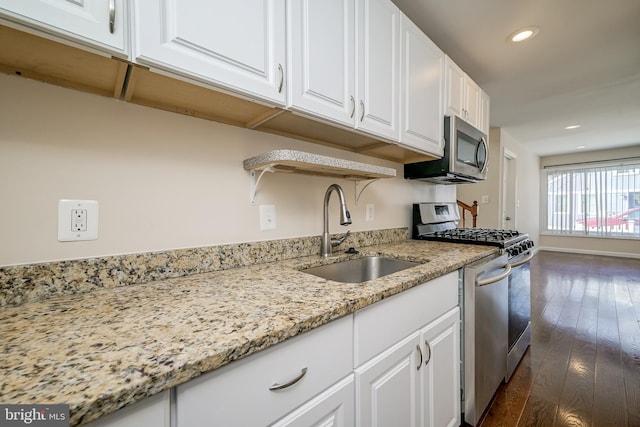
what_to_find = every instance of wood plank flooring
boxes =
[478,250,640,427]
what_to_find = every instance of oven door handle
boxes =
[476,263,511,286]
[509,252,534,268]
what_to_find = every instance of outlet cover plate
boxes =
[58,199,99,241]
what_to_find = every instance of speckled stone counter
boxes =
[0,240,496,426]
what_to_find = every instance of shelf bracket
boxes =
[250,167,275,205]
[355,179,379,205]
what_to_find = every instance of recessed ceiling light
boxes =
[507,26,540,43]
[564,125,581,130]
[576,145,586,149]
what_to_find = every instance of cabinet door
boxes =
[0,0,126,54]
[271,375,354,427]
[479,89,491,135]
[399,15,444,157]
[464,78,482,129]
[287,0,355,127]
[134,0,286,105]
[84,390,170,427]
[444,57,465,120]
[355,0,401,141]
[355,331,422,427]
[421,308,461,427]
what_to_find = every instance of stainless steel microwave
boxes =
[404,115,488,184]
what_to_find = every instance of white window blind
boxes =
[544,160,640,238]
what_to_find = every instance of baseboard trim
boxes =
[537,246,640,259]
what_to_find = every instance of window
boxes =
[543,161,640,238]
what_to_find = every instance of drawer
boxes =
[354,271,458,367]
[176,315,353,427]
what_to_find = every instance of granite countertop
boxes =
[0,240,496,425]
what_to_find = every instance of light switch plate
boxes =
[58,199,99,241]
[259,204,276,231]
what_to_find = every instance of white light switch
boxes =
[58,200,98,241]
[481,195,489,204]
[259,204,276,231]
[366,204,375,222]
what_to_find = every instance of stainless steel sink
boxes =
[301,256,420,283]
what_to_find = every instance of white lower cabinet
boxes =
[83,390,170,427]
[421,308,461,427]
[354,271,461,427]
[272,375,355,427]
[175,315,353,427]
[355,331,422,427]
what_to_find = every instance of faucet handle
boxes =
[331,230,351,247]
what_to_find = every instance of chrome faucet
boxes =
[321,184,352,257]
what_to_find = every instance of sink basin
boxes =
[302,256,420,283]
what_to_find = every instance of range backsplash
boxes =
[0,228,408,308]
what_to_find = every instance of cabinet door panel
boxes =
[465,80,481,128]
[84,390,170,427]
[355,331,421,427]
[0,0,126,54]
[135,0,286,105]
[445,57,465,119]
[356,0,400,141]
[288,0,355,126]
[422,308,461,427]
[272,375,354,427]
[400,15,444,156]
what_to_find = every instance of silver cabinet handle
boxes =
[350,96,355,118]
[277,64,284,93]
[416,345,423,371]
[476,263,511,287]
[424,340,432,366]
[269,367,307,391]
[109,0,115,34]
[359,100,365,121]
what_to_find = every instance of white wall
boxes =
[0,74,455,266]
[457,127,540,244]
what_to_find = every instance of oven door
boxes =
[506,251,534,381]
[450,115,488,180]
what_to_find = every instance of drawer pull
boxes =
[269,367,308,391]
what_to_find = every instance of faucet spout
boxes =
[322,184,352,258]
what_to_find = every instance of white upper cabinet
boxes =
[0,0,127,55]
[355,0,401,142]
[133,0,287,106]
[287,0,356,127]
[399,15,445,157]
[445,56,489,134]
[479,89,491,135]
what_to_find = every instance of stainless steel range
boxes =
[412,202,534,426]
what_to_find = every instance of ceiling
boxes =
[391,0,640,157]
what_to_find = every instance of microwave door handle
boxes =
[478,137,489,174]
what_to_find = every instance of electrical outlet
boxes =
[58,200,98,241]
[366,204,375,222]
[71,209,87,231]
[481,195,490,204]
[259,204,276,231]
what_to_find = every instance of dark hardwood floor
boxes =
[479,250,640,427]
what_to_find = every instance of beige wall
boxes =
[0,74,456,267]
[457,127,541,245]
[539,146,640,258]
